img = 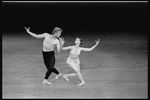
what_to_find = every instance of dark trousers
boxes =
[42,51,59,79]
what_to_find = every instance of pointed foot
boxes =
[78,82,85,86]
[63,75,69,81]
[55,73,63,79]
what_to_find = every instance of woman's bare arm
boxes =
[81,39,100,51]
[24,27,46,38]
[56,38,72,51]
[62,46,72,50]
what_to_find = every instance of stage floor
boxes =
[2,32,148,98]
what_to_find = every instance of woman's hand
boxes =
[95,39,100,45]
[24,27,30,32]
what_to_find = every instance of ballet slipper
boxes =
[63,75,69,81]
[55,73,63,79]
[78,81,85,86]
[43,79,52,85]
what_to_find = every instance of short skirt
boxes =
[66,57,80,66]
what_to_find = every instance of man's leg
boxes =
[43,79,52,85]
[50,51,62,79]
[51,68,62,79]
[42,51,53,85]
[43,68,52,84]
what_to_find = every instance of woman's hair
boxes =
[52,27,63,34]
[79,38,82,45]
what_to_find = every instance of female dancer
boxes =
[61,38,100,86]
[25,27,64,85]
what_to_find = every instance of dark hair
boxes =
[52,27,63,34]
[79,38,82,45]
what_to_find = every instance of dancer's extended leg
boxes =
[66,73,76,77]
[63,73,76,81]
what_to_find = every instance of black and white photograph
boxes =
[2,1,148,98]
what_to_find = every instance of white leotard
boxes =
[67,46,82,66]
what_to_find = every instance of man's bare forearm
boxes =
[27,31,38,38]
[25,27,38,38]
[58,37,65,52]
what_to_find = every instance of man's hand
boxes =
[59,37,65,46]
[57,37,65,53]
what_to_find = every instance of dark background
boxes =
[2,2,148,36]
[2,2,148,99]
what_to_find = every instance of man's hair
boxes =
[52,27,63,34]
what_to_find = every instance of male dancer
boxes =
[25,27,64,85]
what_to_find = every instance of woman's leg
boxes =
[76,65,85,86]
[65,73,76,77]
[75,70,85,86]
[63,73,76,81]
[69,63,85,86]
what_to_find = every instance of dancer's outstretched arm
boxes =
[81,39,100,51]
[57,37,65,53]
[58,38,73,51]
[62,46,73,50]
[24,27,46,38]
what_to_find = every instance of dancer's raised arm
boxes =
[57,37,65,53]
[81,39,100,51]
[24,27,46,38]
